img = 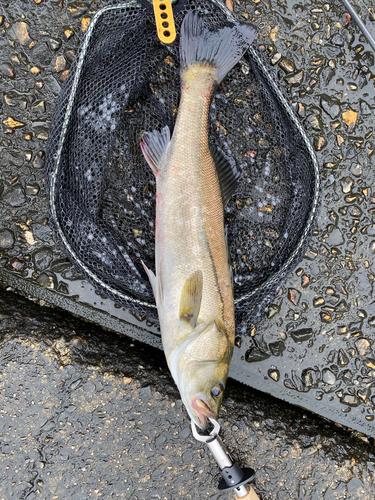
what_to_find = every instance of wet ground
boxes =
[1,0,375,498]
[1,286,375,500]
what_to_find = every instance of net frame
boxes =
[45,0,320,327]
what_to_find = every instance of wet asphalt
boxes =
[0,286,375,500]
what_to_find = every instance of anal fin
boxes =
[140,126,170,175]
[142,261,160,305]
[179,270,203,328]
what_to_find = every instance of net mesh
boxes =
[45,0,320,330]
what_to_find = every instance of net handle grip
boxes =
[152,0,176,44]
[233,485,261,499]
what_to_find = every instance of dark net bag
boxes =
[44,0,320,333]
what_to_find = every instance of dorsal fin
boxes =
[140,126,170,175]
[225,226,234,287]
[179,270,203,328]
[211,145,241,206]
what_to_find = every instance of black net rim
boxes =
[47,0,321,312]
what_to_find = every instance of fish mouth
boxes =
[191,396,216,429]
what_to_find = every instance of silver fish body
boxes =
[141,12,256,428]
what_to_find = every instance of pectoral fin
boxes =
[179,270,203,328]
[140,126,170,175]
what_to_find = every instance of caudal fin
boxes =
[179,11,256,84]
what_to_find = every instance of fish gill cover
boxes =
[44,0,320,334]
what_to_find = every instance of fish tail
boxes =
[179,11,256,84]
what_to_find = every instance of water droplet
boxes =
[245,347,270,363]
[268,368,280,382]
[269,341,285,356]
[290,328,313,343]
[288,288,301,306]
[355,338,371,356]
[340,394,360,407]
[322,369,336,385]
[0,229,15,249]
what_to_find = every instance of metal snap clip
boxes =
[191,418,256,498]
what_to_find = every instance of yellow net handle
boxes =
[152,0,176,44]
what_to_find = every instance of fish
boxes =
[140,11,256,429]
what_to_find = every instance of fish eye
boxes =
[211,383,224,398]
